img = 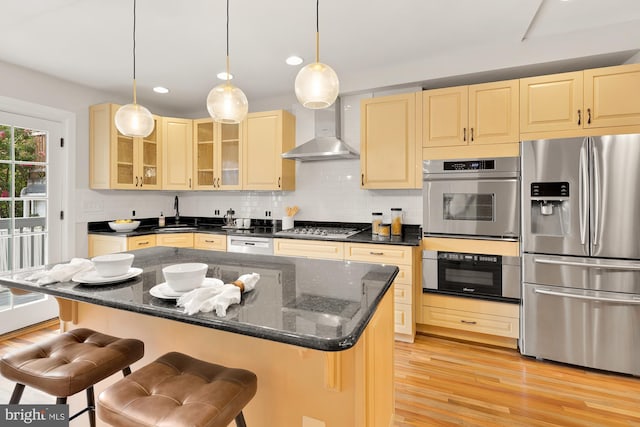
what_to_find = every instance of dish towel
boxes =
[24,258,94,285]
[177,272,260,316]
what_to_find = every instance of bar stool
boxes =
[97,352,258,427]
[0,328,144,427]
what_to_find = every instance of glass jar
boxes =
[371,212,383,235]
[378,223,391,237]
[391,208,403,236]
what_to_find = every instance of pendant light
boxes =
[294,0,339,109]
[206,0,248,124]
[115,0,154,138]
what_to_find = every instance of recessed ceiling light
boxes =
[153,86,169,94]
[286,56,303,66]
[217,72,233,80]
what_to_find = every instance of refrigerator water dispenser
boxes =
[529,182,570,236]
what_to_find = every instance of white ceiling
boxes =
[2,0,640,117]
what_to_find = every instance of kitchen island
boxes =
[0,247,398,427]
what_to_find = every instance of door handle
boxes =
[592,143,600,246]
[189,178,192,189]
[470,128,474,142]
[534,288,640,304]
[135,176,139,187]
[278,177,281,188]
[577,109,581,125]
[534,257,640,270]
[579,140,588,246]
[463,128,466,142]
[361,174,364,186]
[139,176,143,188]
[587,108,592,125]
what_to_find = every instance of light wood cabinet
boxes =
[242,110,295,191]
[88,234,156,257]
[345,242,417,343]
[422,80,519,148]
[360,92,420,189]
[155,233,194,248]
[162,117,193,190]
[274,238,344,260]
[89,103,162,190]
[520,63,640,134]
[193,119,243,190]
[193,233,227,251]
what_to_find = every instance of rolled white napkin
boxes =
[177,272,260,316]
[177,284,240,316]
[232,273,260,292]
[25,258,94,285]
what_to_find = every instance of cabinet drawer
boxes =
[127,235,156,251]
[394,264,413,285]
[422,305,519,339]
[194,233,226,251]
[394,282,412,305]
[345,243,412,265]
[155,233,194,248]
[394,303,413,335]
[274,239,344,260]
[423,293,519,318]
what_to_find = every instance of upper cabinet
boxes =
[242,110,296,191]
[89,103,162,190]
[520,63,640,134]
[162,117,193,190]
[422,80,519,148]
[360,92,421,189]
[193,119,242,190]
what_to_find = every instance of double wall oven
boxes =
[422,157,521,302]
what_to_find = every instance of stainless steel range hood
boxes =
[282,98,359,161]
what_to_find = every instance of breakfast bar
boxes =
[0,247,398,427]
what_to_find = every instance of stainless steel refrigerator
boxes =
[521,134,640,376]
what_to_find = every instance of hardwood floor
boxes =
[1,326,639,426]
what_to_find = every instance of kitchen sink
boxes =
[153,225,199,233]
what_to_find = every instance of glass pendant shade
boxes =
[206,82,248,124]
[114,103,154,137]
[295,62,339,109]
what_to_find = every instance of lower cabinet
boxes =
[155,233,194,248]
[193,233,227,251]
[420,293,520,349]
[273,238,344,260]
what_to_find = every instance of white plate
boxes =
[149,277,224,300]
[72,267,143,285]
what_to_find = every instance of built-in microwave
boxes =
[422,157,520,240]
[422,250,521,302]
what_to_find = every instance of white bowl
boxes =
[108,220,141,232]
[162,263,208,292]
[92,253,134,277]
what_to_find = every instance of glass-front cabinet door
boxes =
[140,117,161,189]
[193,119,215,190]
[218,122,242,189]
[114,132,135,188]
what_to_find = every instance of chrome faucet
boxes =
[174,196,179,223]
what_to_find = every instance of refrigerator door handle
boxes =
[534,288,640,304]
[534,257,640,270]
[579,140,589,246]
[592,143,601,247]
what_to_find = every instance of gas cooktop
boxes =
[275,226,363,239]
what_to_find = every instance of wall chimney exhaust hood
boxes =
[282,98,359,161]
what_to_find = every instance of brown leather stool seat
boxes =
[98,352,258,427]
[0,328,144,427]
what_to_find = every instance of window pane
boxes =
[0,126,10,161]
[0,286,10,311]
[15,127,47,162]
[0,232,10,273]
[15,164,46,198]
[0,163,11,198]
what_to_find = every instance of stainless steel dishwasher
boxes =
[226,235,273,255]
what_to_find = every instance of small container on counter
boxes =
[391,208,403,236]
[378,223,391,237]
[371,212,383,235]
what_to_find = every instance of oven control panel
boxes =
[437,252,500,264]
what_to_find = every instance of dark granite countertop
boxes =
[0,247,398,352]
[88,217,422,246]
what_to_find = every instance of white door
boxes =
[0,111,62,333]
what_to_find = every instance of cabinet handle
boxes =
[278,177,281,188]
[189,178,192,188]
[204,240,215,243]
[217,178,220,188]
[587,108,591,125]
[369,251,384,256]
[470,128,474,142]
[361,174,365,186]
[460,320,477,325]
[463,128,466,142]
[139,176,143,188]
[138,241,149,246]
[577,109,582,125]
